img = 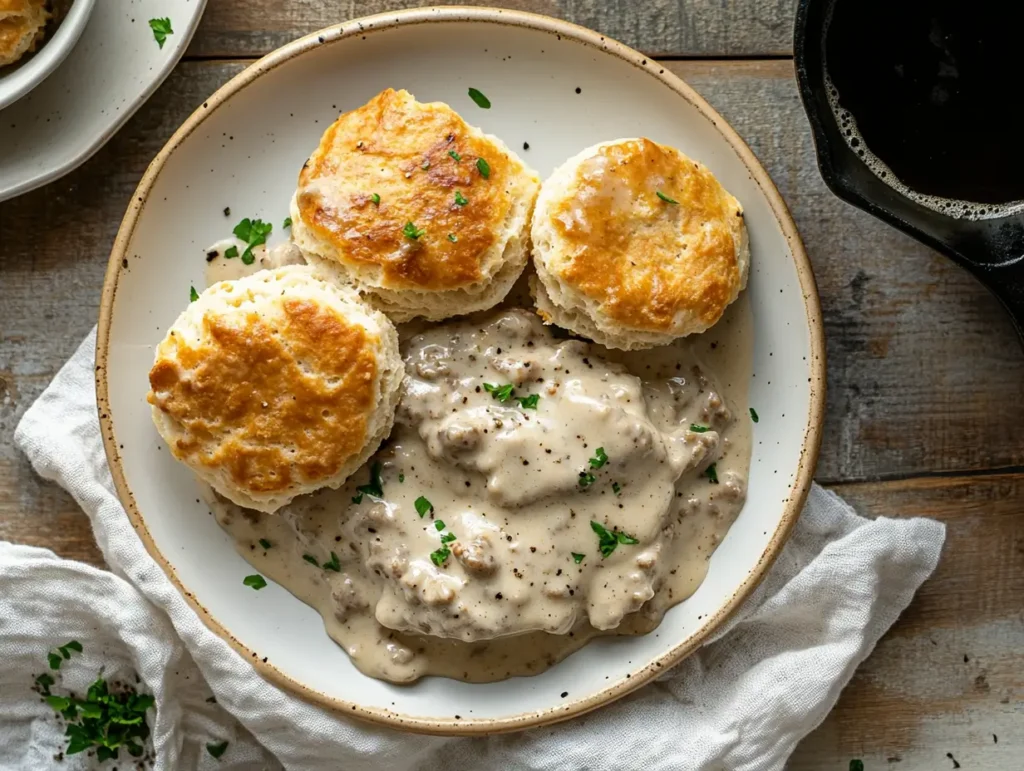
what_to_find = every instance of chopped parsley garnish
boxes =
[282,216,292,229]
[476,157,491,178]
[232,217,272,265]
[572,552,585,564]
[399,473,405,483]
[849,762,864,771]
[590,521,639,558]
[750,407,760,423]
[430,521,457,565]
[706,463,719,484]
[578,471,596,488]
[323,551,341,572]
[656,191,679,204]
[454,190,468,206]
[689,424,710,433]
[258,538,271,550]
[415,496,433,517]
[516,393,540,409]
[448,233,458,242]
[370,193,380,205]
[612,481,621,495]
[421,161,430,170]
[148,17,173,48]
[448,150,462,162]
[242,574,267,590]
[351,462,384,503]
[207,741,229,759]
[48,640,83,671]
[302,554,319,566]
[189,286,199,303]
[223,245,239,259]
[483,382,515,403]
[468,87,491,109]
[403,221,426,240]
[41,671,155,760]
[589,447,608,468]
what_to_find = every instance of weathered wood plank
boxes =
[3,60,1022,492]
[186,0,796,60]
[788,473,1024,770]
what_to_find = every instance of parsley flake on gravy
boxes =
[399,473,405,483]
[448,150,462,162]
[476,157,491,178]
[578,471,596,488]
[223,245,239,259]
[243,574,267,590]
[589,447,608,468]
[207,741,229,759]
[352,461,385,503]
[750,407,760,423]
[483,382,515,403]
[572,552,585,564]
[232,217,272,265]
[454,190,469,206]
[516,393,540,409]
[612,481,622,495]
[689,424,710,433]
[148,17,173,48]
[302,554,319,567]
[415,496,433,517]
[590,521,638,558]
[706,463,719,484]
[468,87,491,109]
[430,521,457,566]
[189,285,199,303]
[656,191,679,204]
[323,551,341,572]
[370,193,381,205]
[258,538,272,550]
[403,222,426,240]
[448,233,458,242]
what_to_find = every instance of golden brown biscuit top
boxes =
[296,88,519,291]
[0,0,43,16]
[0,0,46,65]
[148,296,378,496]
[550,138,744,333]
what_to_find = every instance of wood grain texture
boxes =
[2,53,1023,768]
[186,0,796,59]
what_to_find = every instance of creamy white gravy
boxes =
[202,252,753,683]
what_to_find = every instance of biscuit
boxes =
[0,0,49,68]
[531,138,749,350]
[147,266,403,513]
[290,88,540,322]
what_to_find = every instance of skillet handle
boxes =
[956,218,1024,345]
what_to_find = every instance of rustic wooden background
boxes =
[1,2,1022,768]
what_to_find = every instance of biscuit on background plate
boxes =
[531,137,749,350]
[0,0,50,68]
[290,88,540,322]
[147,266,403,513]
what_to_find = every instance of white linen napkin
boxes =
[6,330,946,771]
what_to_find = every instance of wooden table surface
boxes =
[2,2,1022,767]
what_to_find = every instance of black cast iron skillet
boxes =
[794,0,1024,345]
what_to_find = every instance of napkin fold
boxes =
[6,330,946,770]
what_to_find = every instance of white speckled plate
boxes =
[0,0,207,202]
[97,7,825,735]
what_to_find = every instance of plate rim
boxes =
[0,0,209,203]
[95,5,826,736]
